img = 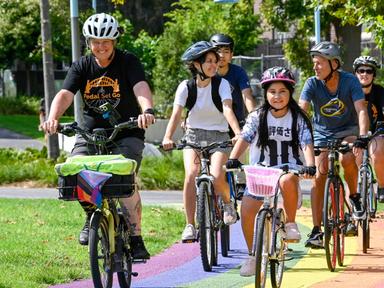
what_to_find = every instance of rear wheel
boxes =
[220,224,230,257]
[117,215,133,288]
[337,180,345,266]
[270,208,286,288]
[219,199,230,257]
[89,211,113,288]
[198,181,215,272]
[323,178,338,272]
[254,210,270,288]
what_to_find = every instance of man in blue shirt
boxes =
[299,41,369,249]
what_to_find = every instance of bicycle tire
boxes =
[197,181,215,272]
[220,223,230,257]
[359,167,369,253]
[323,178,338,272]
[117,214,133,288]
[89,211,113,288]
[336,179,345,266]
[254,210,270,288]
[270,208,286,288]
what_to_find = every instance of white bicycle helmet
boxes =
[83,13,120,40]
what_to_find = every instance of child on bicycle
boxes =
[226,66,316,276]
[162,41,241,242]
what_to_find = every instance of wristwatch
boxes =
[144,108,155,115]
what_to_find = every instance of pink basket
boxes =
[244,166,282,197]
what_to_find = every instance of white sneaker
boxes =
[181,224,196,242]
[223,202,237,225]
[285,222,301,243]
[240,256,256,277]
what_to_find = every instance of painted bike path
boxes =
[49,210,384,288]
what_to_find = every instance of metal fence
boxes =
[232,54,286,102]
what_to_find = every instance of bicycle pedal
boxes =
[132,272,139,277]
[182,239,197,244]
[132,259,147,264]
[285,239,300,244]
[283,256,295,262]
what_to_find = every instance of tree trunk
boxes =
[40,0,59,159]
[332,20,362,73]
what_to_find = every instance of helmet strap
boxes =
[197,63,209,81]
[324,60,336,83]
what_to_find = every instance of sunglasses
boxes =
[357,68,374,75]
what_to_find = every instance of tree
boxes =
[152,0,261,116]
[259,0,384,80]
[0,0,71,70]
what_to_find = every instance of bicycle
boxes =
[55,118,140,288]
[223,167,243,257]
[162,140,237,272]
[244,164,303,288]
[357,121,384,253]
[314,139,352,272]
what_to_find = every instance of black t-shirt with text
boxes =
[63,49,146,140]
[365,83,384,132]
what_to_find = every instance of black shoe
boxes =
[79,215,91,245]
[350,194,365,220]
[130,236,150,260]
[305,227,323,249]
[378,187,384,203]
[345,222,358,237]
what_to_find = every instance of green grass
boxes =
[0,199,184,288]
[0,114,74,140]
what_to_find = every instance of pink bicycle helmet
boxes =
[260,66,296,89]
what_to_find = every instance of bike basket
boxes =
[244,166,282,197]
[57,174,136,200]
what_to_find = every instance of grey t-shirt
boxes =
[300,71,364,136]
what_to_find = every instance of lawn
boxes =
[0,198,185,288]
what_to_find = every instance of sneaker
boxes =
[78,215,91,245]
[240,256,256,277]
[345,222,358,237]
[285,222,301,243]
[350,194,365,220]
[130,236,150,260]
[223,202,237,225]
[378,187,384,203]
[305,227,323,249]
[181,224,197,243]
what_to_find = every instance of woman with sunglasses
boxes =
[353,56,384,202]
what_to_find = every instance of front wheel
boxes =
[270,208,286,288]
[254,210,271,288]
[337,180,345,266]
[323,178,338,272]
[117,215,133,288]
[89,211,113,288]
[197,181,216,272]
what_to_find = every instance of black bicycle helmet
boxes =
[181,41,218,62]
[353,56,380,72]
[210,33,234,50]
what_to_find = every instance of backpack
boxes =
[185,75,223,113]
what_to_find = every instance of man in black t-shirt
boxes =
[353,56,384,203]
[41,13,155,259]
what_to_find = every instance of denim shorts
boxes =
[313,126,359,147]
[182,128,231,154]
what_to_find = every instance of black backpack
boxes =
[185,75,223,113]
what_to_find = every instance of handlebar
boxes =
[58,118,138,145]
[314,139,352,156]
[160,140,233,154]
